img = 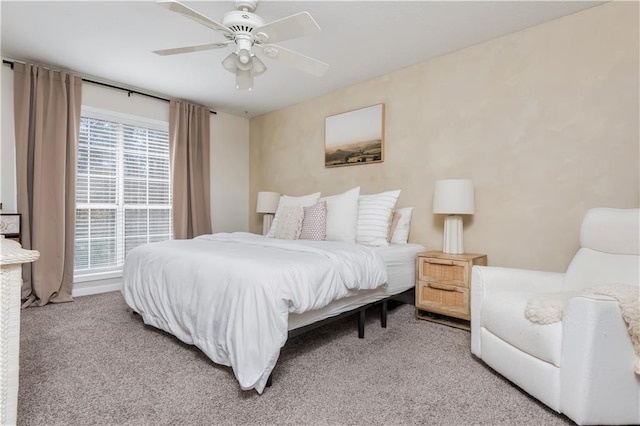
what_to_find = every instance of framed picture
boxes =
[324,103,385,168]
[0,213,21,242]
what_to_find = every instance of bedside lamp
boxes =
[256,191,280,235]
[433,179,475,254]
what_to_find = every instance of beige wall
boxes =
[249,2,639,272]
[210,111,250,233]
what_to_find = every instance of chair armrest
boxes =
[470,266,565,356]
[472,266,565,296]
[560,295,640,425]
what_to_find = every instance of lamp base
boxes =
[443,215,464,254]
[262,214,274,236]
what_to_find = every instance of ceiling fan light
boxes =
[222,52,237,73]
[251,56,267,76]
[235,55,253,71]
[237,48,251,65]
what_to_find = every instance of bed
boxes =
[122,232,423,393]
[288,242,423,330]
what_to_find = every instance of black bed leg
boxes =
[266,372,273,388]
[381,300,387,328]
[358,308,365,339]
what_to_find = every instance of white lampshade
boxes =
[433,179,474,254]
[256,191,280,214]
[433,179,475,215]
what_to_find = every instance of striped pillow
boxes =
[299,201,327,240]
[356,190,401,247]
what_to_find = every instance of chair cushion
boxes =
[482,290,563,367]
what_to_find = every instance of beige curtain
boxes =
[169,100,212,239]
[13,63,82,307]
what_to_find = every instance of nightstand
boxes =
[415,251,487,330]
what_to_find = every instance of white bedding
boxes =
[374,243,425,293]
[288,243,424,330]
[122,232,387,393]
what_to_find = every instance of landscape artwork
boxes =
[325,104,385,167]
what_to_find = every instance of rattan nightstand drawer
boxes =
[417,280,470,319]
[418,257,469,287]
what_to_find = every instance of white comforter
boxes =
[122,232,388,393]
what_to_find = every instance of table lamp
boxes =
[432,179,475,254]
[256,191,280,235]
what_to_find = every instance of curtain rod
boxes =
[2,59,217,115]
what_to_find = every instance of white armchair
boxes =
[471,208,640,425]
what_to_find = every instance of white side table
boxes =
[1,237,39,425]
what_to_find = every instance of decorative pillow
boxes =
[356,190,401,247]
[267,192,321,238]
[299,201,327,240]
[319,187,360,243]
[273,205,304,240]
[387,211,402,242]
[390,207,414,244]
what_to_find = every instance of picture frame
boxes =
[324,103,385,168]
[0,213,21,242]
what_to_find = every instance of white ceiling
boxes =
[1,1,601,118]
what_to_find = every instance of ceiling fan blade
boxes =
[254,12,320,44]
[153,41,233,56]
[236,69,254,90]
[259,44,329,77]
[157,0,231,34]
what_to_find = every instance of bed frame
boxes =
[265,288,414,387]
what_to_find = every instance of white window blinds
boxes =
[75,111,172,276]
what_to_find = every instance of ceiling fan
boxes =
[154,0,329,90]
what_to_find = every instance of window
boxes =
[74,109,172,277]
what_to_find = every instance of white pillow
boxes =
[356,190,401,247]
[390,207,413,244]
[267,192,321,238]
[320,187,360,243]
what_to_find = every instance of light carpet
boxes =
[17,292,571,425]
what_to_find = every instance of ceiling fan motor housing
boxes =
[222,10,264,37]
[223,9,263,70]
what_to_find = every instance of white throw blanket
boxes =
[524,291,582,325]
[525,284,640,374]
